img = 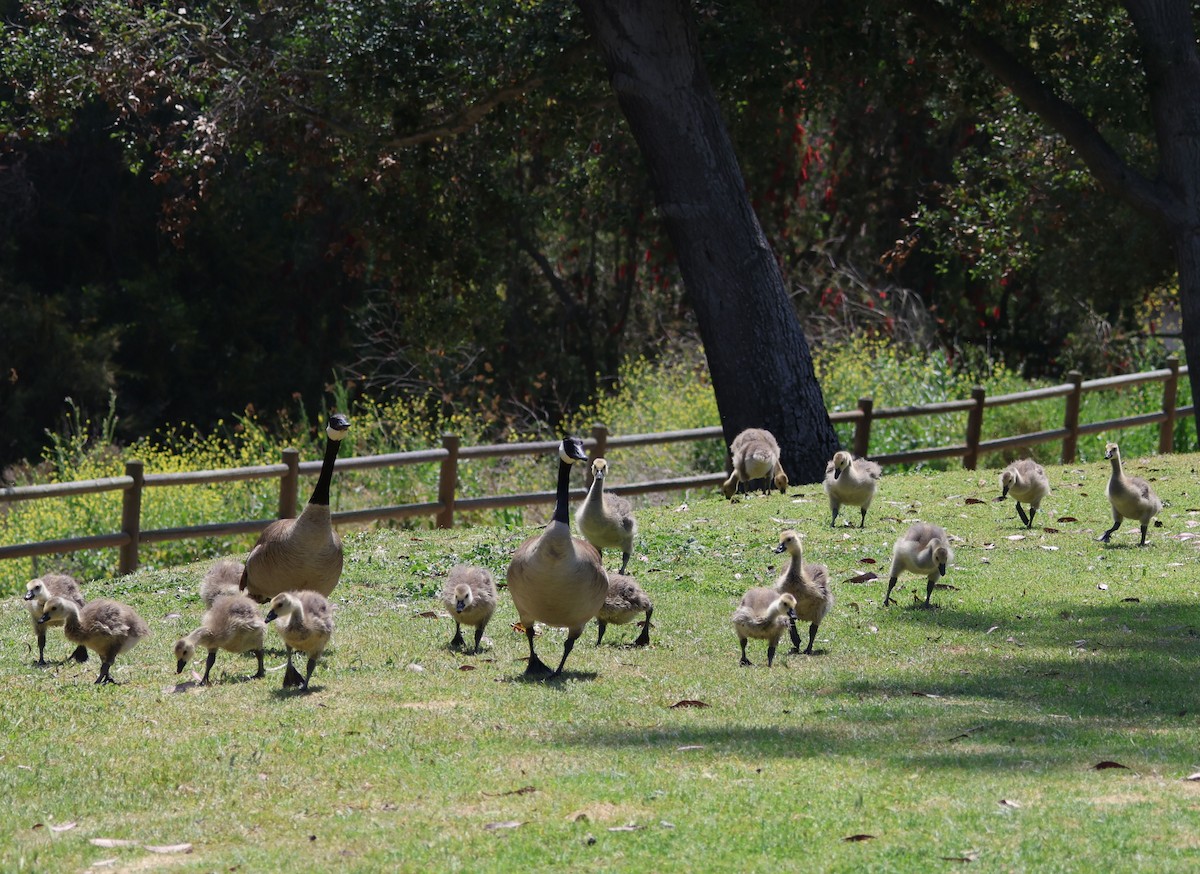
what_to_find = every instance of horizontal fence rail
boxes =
[0,358,1191,576]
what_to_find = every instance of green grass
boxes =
[4,450,1200,871]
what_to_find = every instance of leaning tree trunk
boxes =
[575,0,840,483]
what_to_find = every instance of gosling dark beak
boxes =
[833,467,843,480]
[773,543,787,554]
[22,591,34,601]
[938,563,947,575]
[1000,485,1010,499]
[787,608,798,622]
[37,613,50,625]
[265,611,278,623]
[176,660,186,674]
[456,601,468,613]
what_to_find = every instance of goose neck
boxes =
[553,459,574,525]
[309,436,344,506]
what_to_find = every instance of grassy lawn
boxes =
[3,449,1200,872]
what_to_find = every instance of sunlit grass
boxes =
[3,449,1200,871]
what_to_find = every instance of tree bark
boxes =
[575,0,840,482]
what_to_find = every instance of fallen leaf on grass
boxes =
[1058,516,1078,522]
[484,821,525,830]
[998,799,1022,808]
[1093,761,1130,770]
[670,700,710,709]
[1184,772,1200,782]
[91,859,118,868]
[1097,583,1108,591]
[964,497,986,505]
[912,691,943,699]
[483,786,536,797]
[412,610,440,619]
[50,822,77,832]
[144,844,192,854]
[859,557,877,564]
[985,625,1000,634]
[608,824,643,832]
[942,851,979,863]
[458,664,476,671]
[676,745,705,751]
[90,839,139,848]
[843,834,876,842]
[844,572,878,585]
[1040,545,1059,551]
[1006,534,1026,541]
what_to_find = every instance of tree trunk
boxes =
[575,0,839,482]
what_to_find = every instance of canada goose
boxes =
[999,458,1050,528]
[200,559,246,608]
[884,522,953,607]
[731,589,797,666]
[174,592,267,685]
[576,457,637,574]
[23,574,89,665]
[1098,442,1163,546]
[823,450,882,527]
[265,591,334,691]
[595,573,653,646]
[773,530,833,655]
[38,597,149,685]
[440,564,497,654]
[722,428,788,498]
[240,413,351,602]
[506,436,608,678]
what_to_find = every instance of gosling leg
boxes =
[739,637,752,667]
[282,646,306,689]
[450,621,465,650]
[252,648,266,679]
[1139,523,1149,546]
[71,645,88,663]
[35,628,47,666]
[201,649,218,685]
[859,506,868,528]
[1098,512,1122,543]
[829,499,841,527]
[923,575,937,607]
[884,576,899,606]
[472,621,486,655]
[787,617,803,654]
[633,609,652,647]
[96,659,117,685]
[595,619,608,646]
[619,551,630,574]
[302,654,320,691]
[1015,502,1030,527]
[766,641,778,667]
[805,622,819,655]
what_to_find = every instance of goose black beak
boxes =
[1000,486,1009,499]
[176,660,186,674]
[938,563,947,575]
[772,543,787,554]
[22,591,34,601]
[36,613,50,625]
[833,467,842,480]
[265,611,278,623]
[787,608,798,622]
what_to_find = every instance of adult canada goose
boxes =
[722,428,788,498]
[23,574,89,665]
[440,564,498,654]
[773,530,833,655]
[576,457,637,574]
[264,591,334,691]
[174,592,267,685]
[731,589,797,667]
[884,522,954,608]
[999,458,1050,528]
[1098,442,1163,546]
[823,451,882,528]
[240,413,351,603]
[506,436,608,678]
[200,559,245,608]
[595,573,653,647]
[38,597,149,685]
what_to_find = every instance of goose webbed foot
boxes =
[71,645,89,663]
[633,618,651,647]
[450,622,465,650]
[524,653,554,677]
[282,660,306,689]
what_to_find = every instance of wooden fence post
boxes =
[1062,370,1083,463]
[436,433,460,529]
[963,386,986,470]
[587,423,609,487]
[118,460,144,575]
[853,397,874,458]
[279,448,300,519]
[1160,355,1180,454]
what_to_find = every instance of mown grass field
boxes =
[3,448,1200,872]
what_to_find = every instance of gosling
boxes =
[732,589,797,667]
[576,457,638,574]
[174,591,267,685]
[439,564,498,654]
[722,428,788,498]
[885,522,954,608]
[773,530,833,655]
[38,597,150,685]
[23,574,89,665]
[596,573,654,647]
[200,558,246,608]
[999,458,1050,528]
[1098,442,1163,546]
[265,591,335,691]
[823,451,882,527]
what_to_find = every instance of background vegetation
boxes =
[4,453,1200,871]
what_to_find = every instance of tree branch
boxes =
[901,0,1184,228]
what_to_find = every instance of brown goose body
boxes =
[596,573,653,646]
[999,458,1050,529]
[773,530,833,654]
[40,597,149,684]
[23,574,89,665]
[506,437,608,677]
[175,591,267,684]
[265,591,334,691]
[576,457,638,574]
[722,428,788,498]
[440,564,498,654]
[241,415,350,602]
[885,522,953,607]
[1098,442,1162,546]
[823,451,882,527]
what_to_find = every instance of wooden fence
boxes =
[1,358,1191,575]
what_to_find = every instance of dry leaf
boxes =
[1006,534,1026,541]
[985,625,1000,634]
[1093,761,1130,770]
[845,572,878,584]
[843,834,876,842]
[998,799,1022,808]
[608,824,643,832]
[942,852,979,862]
[867,625,878,633]
[1097,584,1108,591]
[91,860,118,869]
[483,786,536,797]
[1122,597,1140,603]
[964,497,985,505]
[1039,545,1059,551]
[50,822,77,832]
[1042,527,1060,534]
[484,821,524,830]
[144,844,192,854]
[90,839,138,848]
[413,610,439,619]
[1058,516,1079,522]
[670,700,710,708]
[912,691,942,698]
[676,745,705,751]
[1184,772,1200,781]
[459,664,476,671]
[859,557,877,564]
[982,542,996,550]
